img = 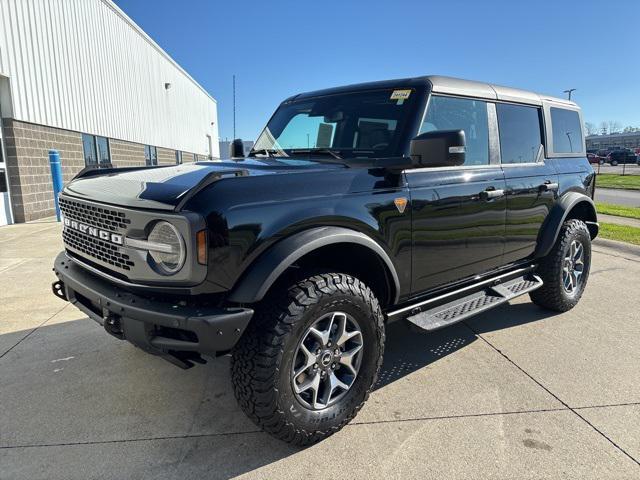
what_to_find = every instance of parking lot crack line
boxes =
[592,247,640,264]
[0,304,70,361]
[0,428,263,450]
[0,259,30,274]
[350,406,568,427]
[464,322,640,468]
[574,401,640,411]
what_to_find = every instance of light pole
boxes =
[232,75,237,139]
[563,88,576,100]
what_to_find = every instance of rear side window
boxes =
[496,104,543,164]
[551,107,583,154]
[420,96,489,166]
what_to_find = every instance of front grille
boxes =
[59,197,131,232]
[60,196,135,273]
[62,228,134,271]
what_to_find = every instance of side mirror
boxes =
[409,130,466,167]
[230,138,245,158]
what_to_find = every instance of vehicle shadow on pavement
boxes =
[0,301,563,479]
[376,301,560,390]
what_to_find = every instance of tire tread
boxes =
[230,272,384,446]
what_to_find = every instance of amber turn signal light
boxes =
[196,230,207,265]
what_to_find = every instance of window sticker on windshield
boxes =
[390,89,411,104]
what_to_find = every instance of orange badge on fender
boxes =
[394,197,408,213]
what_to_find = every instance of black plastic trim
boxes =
[53,252,253,357]
[534,192,598,258]
[228,226,401,304]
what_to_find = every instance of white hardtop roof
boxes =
[426,75,578,108]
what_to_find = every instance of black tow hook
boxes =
[103,311,124,339]
[52,281,68,301]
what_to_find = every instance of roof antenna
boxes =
[233,74,236,139]
[563,88,576,100]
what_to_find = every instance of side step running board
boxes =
[405,273,543,332]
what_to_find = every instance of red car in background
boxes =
[587,153,604,165]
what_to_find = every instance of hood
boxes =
[62,158,344,211]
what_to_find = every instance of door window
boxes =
[496,104,543,164]
[420,96,489,166]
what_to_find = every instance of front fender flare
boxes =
[534,192,598,258]
[228,226,401,304]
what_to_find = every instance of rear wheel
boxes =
[530,219,591,312]
[231,272,384,445]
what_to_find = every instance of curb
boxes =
[593,237,640,259]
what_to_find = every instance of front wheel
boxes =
[530,219,591,312]
[231,272,385,445]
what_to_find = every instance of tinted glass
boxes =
[96,136,110,166]
[82,134,97,166]
[551,107,583,154]
[496,104,543,164]
[253,88,419,160]
[420,96,489,166]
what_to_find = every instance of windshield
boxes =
[251,88,418,160]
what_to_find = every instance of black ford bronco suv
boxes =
[52,76,598,445]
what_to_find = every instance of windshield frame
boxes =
[250,82,429,163]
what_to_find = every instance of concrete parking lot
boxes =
[1,221,639,479]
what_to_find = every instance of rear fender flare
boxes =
[534,192,598,258]
[228,227,400,304]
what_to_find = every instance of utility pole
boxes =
[563,88,576,100]
[232,75,236,139]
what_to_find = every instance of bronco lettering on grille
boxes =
[63,217,124,246]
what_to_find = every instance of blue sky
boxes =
[115,0,639,141]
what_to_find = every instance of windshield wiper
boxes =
[289,148,343,159]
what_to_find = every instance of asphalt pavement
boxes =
[1,222,639,479]
[595,187,640,207]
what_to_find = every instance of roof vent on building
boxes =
[164,82,172,90]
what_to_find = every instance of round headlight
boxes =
[147,221,185,274]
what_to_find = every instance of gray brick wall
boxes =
[3,119,84,223]
[110,139,146,167]
[157,147,176,165]
[2,118,206,222]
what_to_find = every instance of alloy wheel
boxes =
[562,240,585,295]
[291,311,363,410]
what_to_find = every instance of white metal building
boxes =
[0,0,219,224]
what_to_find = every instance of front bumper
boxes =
[52,251,253,368]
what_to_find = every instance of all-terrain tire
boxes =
[530,219,591,312]
[230,272,385,446]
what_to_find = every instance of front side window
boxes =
[551,107,583,154]
[252,88,419,160]
[496,104,543,164]
[144,145,158,166]
[420,96,489,166]
[82,134,97,166]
